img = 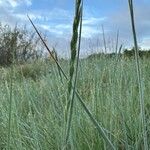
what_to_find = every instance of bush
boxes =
[0,23,43,66]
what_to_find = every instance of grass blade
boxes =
[128,0,148,149]
[27,15,67,80]
[52,47,63,83]
[102,25,107,53]
[7,67,13,150]
[115,30,119,54]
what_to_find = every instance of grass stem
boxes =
[128,0,148,149]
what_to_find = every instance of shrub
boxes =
[0,23,43,66]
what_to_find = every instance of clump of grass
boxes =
[1,52,150,149]
[17,62,47,81]
[26,0,150,149]
[28,1,115,149]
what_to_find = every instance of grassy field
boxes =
[0,0,150,149]
[0,57,150,149]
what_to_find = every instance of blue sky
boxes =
[0,0,150,57]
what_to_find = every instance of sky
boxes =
[0,0,150,57]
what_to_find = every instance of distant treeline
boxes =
[88,48,150,59]
[123,49,150,58]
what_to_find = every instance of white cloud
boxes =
[38,21,103,38]
[55,24,71,30]
[48,8,72,19]
[16,13,42,21]
[39,24,64,35]
[0,0,16,8]
[139,37,150,49]
[8,0,18,7]
[83,17,107,26]
[82,26,100,38]
[81,17,107,38]
[0,0,32,8]
[24,0,32,6]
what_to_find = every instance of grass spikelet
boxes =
[67,0,82,99]
[64,0,83,146]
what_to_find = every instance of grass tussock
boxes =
[0,58,150,149]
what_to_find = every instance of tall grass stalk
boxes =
[65,0,83,145]
[7,30,17,150]
[27,15,67,80]
[52,47,63,83]
[115,30,119,53]
[28,13,115,150]
[128,0,148,149]
[102,25,107,53]
[7,67,13,150]
[67,0,82,106]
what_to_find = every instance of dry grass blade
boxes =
[115,30,119,53]
[52,47,63,83]
[102,24,107,53]
[128,0,148,149]
[27,15,67,80]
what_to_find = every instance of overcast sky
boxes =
[0,0,150,57]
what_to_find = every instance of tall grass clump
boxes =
[23,0,150,149]
[28,1,115,149]
[128,0,149,149]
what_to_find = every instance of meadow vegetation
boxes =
[0,0,150,149]
[0,56,150,149]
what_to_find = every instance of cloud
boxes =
[139,38,150,49]
[36,16,107,38]
[27,8,73,23]
[102,2,150,48]
[0,0,32,8]
[0,0,33,27]
[39,24,64,35]
[0,0,18,8]
[0,0,150,57]
[83,17,107,26]
[24,0,32,6]
[81,26,100,38]
[7,0,18,7]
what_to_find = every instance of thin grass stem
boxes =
[102,25,107,53]
[128,0,148,149]
[7,68,13,150]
